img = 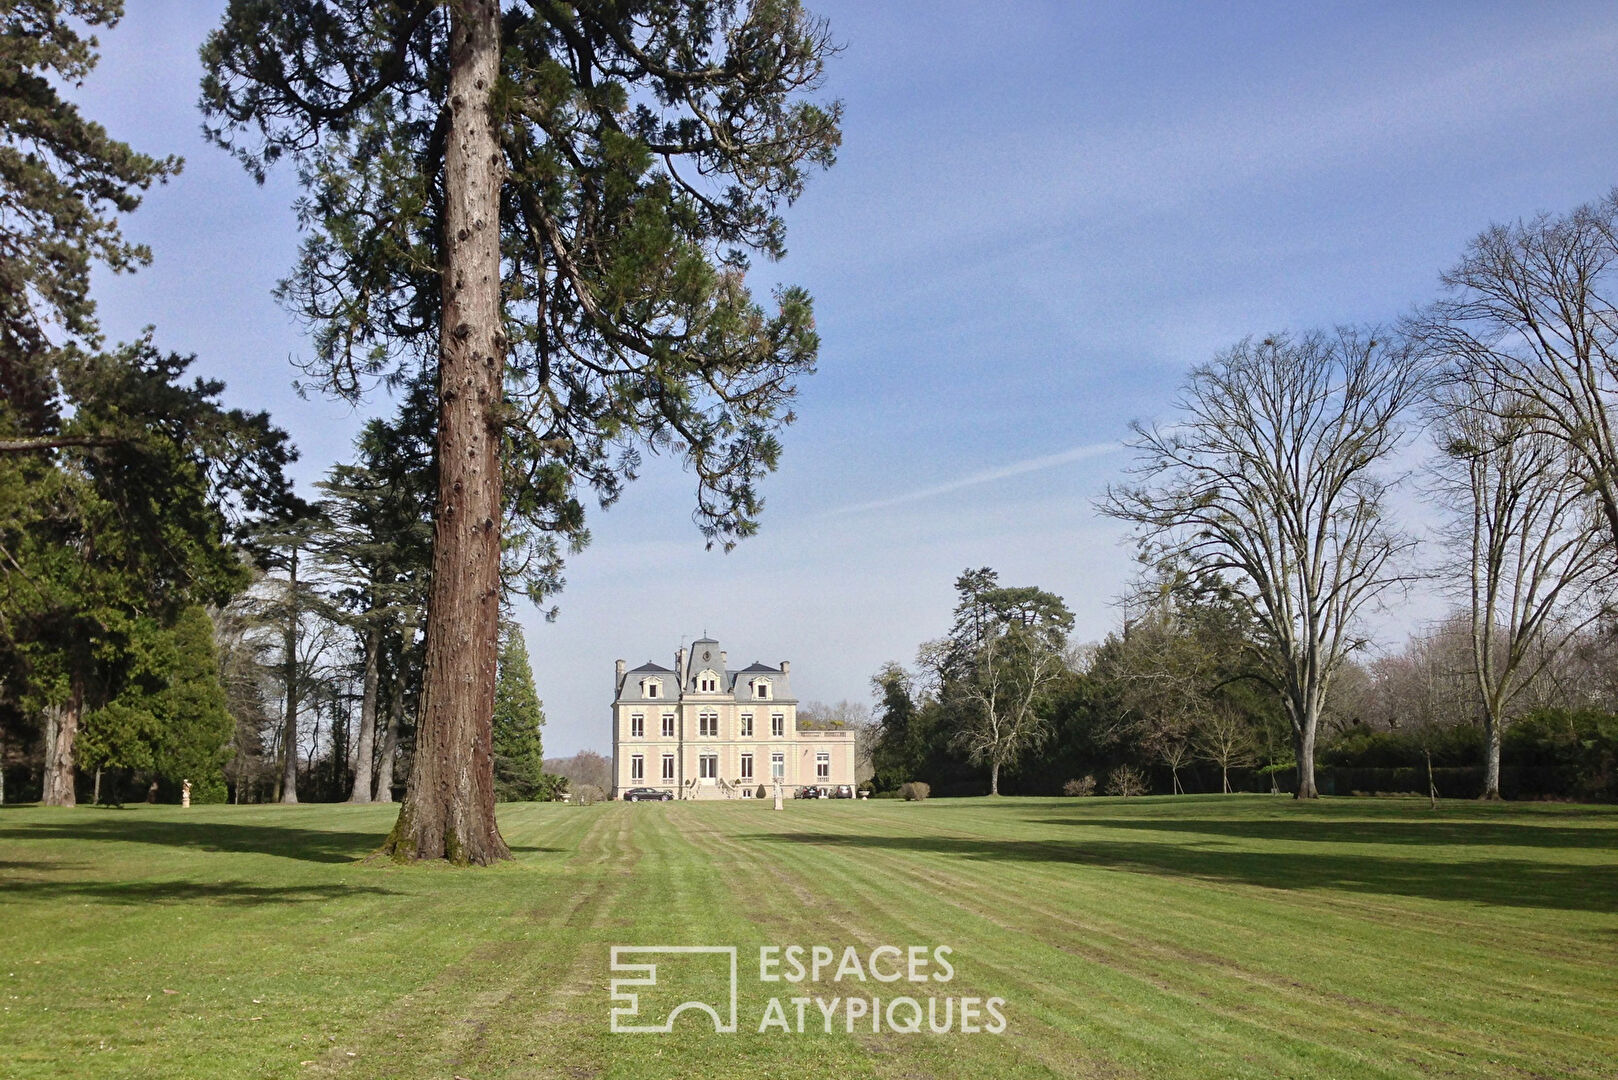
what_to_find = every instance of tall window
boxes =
[740,713,753,737]
[699,754,718,779]
[661,714,675,738]
[771,713,784,737]
[662,754,675,781]
[740,754,754,780]
[771,753,784,779]
[631,754,644,780]
[630,714,644,738]
[816,752,830,780]
[699,712,718,738]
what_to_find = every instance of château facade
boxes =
[610,637,856,799]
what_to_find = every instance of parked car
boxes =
[622,787,673,802]
[795,785,822,799]
[831,785,854,799]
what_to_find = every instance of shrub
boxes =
[534,773,570,802]
[1062,776,1096,797]
[574,783,605,805]
[900,781,931,802]
[1104,765,1148,797]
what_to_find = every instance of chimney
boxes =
[780,660,790,674]
[720,650,727,668]
[615,659,626,696]
[676,646,687,682]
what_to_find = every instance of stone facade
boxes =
[610,637,856,799]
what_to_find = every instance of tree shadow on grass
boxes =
[1029,816,1618,851]
[0,818,385,864]
[0,878,396,906]
[756,831,1618,913]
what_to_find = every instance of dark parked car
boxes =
[831,785,854,799]
[794,785,822,799]
[622,787,672,802]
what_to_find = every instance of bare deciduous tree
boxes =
[1430,384,1611,798]
[1196,707,1257,793]
[1103,330,1424,797]
[954,626,1064,796]
[1418,191,1618,566]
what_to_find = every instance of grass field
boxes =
[1,794,1616,1079]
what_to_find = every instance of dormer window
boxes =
[754,680,770,700]
[645,679,661,699]
[696,669,719,693]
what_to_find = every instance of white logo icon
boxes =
[609,946,738,1034]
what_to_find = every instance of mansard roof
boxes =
[629,662,673,674]
[739,662,779,673]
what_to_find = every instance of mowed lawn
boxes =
[1,796,1616,1079]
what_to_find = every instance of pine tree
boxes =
[0,0,180,441]
[492,622,545,801]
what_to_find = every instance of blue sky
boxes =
[80,2,1618,755]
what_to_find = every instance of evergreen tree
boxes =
[0,0,180,441]
[492,622,546,801]
[201,0,842,862]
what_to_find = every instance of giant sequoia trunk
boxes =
[380,0,509,864]
[348,622,382,803]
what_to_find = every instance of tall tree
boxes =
[1430,384,1611,798]
[0,0,180,440]
[492,621,545,800]
[1103,330,1424,798]
[316,405,435,803]
[932,571,1073,796]
[2,346,292,805]
[201,0,840,863]
[1416,191,1618,569]
[954,622,1066,796]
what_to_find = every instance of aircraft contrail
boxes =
[822,441,1120,517]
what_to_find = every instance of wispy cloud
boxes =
[822,442,1120,518]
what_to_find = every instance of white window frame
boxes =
[770,752,784,779]
[771,713,784,737]
[699,711,719,738]
[816,751,830,780]
[740,753,754,780]
[645,679,660,698]
[699,753,718,779]
[661,713,675,737]
[630,713,644,738]
[740,713,753,736]
[631,754,644,780]
[661,754,675,781]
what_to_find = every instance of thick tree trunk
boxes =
[1292,718,1319,799]
[1483,715,1503,800]
[348,622,382,803]
[989,760,1000,796]
[41,674,83,807]
[280,546,301,804]
[380,0,509,864]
